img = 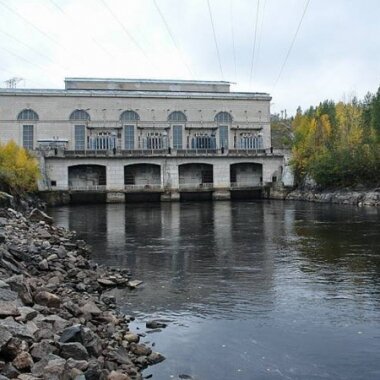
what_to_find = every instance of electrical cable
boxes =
[272,0,311,91]
[206,0,224,80]
[249,0,260,88]
[99,0,158,71]
[152,0,194,79]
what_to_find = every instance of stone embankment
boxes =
[284,188,380,206]
[0,206,164,380]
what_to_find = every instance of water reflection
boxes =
[49,201,380,380]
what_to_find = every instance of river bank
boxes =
[0,203,164,380]
[270,187,380,207]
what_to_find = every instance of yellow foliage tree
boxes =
[0,140,40,194]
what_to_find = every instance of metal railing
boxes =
[124,184,163,191]
[178,182,214,190]
[58,148,271,158]
[68,185,107,191]
[230,182,262,189]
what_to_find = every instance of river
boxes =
[49,200,380,380]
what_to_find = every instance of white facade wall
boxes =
[0,91,271,150]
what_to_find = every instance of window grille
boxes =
[70,110,90,121]
[18,109,39,121]
[23,125,34,150]
[168,111,187,122]
[215,112,232,124]
[173,125,183,149]
[120,110,140,121]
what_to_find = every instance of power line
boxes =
[0,45,47,72]
[272,0,311,91]
[0,0,70,54]
[206,0,224,80]
[253,0,267,80]
[0,28,69,72]
[48,0,116,61]
[152,0,194,79]
[99,0,157,71]
[230,0,237,82]
[249,0,260,88]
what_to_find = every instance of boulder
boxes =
[12,351,33,370]
[80,301,102,316]
[0,319,34,342]
[0,325,12,350]
[31,354,64,377]
[146,320,167,329]
[30,339,57,360]
[0,301,19,318]
[60,342,89,361]
[59,324,82,344]
[147,352,165,365]
[130,343,152,357]
[107,371,131,380]
[34,291,61,308]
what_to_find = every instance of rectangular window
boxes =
[173,125,183,149]
[23,125,34,150]
[75,125,86,150]
[124,125,134,149]
[219,126,228,148]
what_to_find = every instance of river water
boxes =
[49,201,380,380]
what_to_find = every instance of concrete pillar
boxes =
[212,190,231,200]
[161,191,180,202]
[212,160,230,189]
[107,161,124,191]
[106,192,125,203]
[162,159,179,190]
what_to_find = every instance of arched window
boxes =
[17,109,39,121]
[215,112,232,124]
[120,110,140,122]
[70,109,90,121]
[168,111,187,122]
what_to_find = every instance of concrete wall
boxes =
[43,156,284,191]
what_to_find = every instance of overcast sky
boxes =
[0,0,379,115]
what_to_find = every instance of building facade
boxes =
[0,78,286,202]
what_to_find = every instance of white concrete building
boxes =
[0,78,286,203]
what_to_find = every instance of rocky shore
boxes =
[0,206,164,380]
[285,188,380,206]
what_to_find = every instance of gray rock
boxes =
[147,352,165,365]
[17,306,38,322]
[59,324,82,344]
[0,280,9,289]
[0,318,34,342]
[31,353,63,377]
[107,371,131,380]
[80,301,102,316]
[1,362,19,378]
[66,358,89,371]
[60,342,89,361]
[0,287,18,302]
[30,340,57,360]
[130,343,152,357]
[146,320,167,329]
[124,333,139,343]
[5,275,33,306]
[80,327,102,356]
[12,351,34,370]
[0,325,12,350]
[0,301,19,317]
[34,291,61,308]
[108,347,133,365]
[38,259,49,270]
